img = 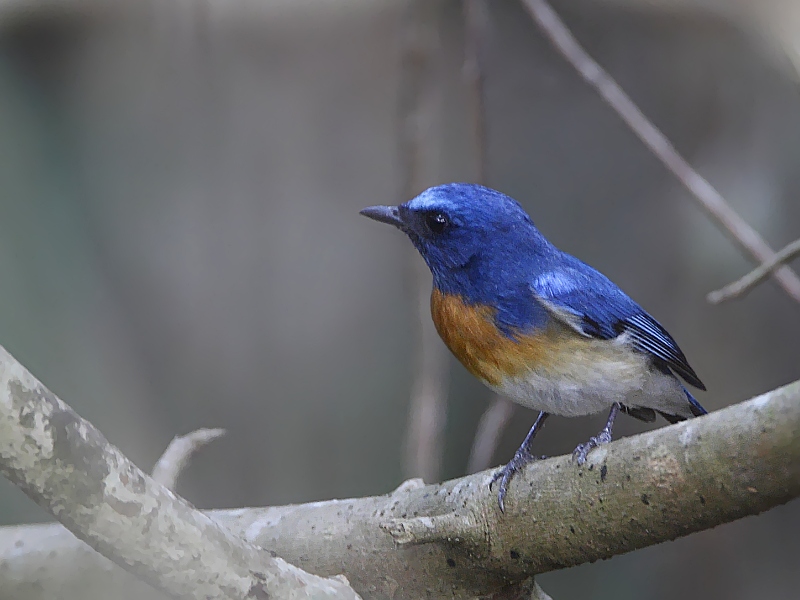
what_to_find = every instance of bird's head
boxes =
[360,183,552,294]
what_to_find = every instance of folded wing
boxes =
[530,264,706,391]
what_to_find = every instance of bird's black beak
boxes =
[359,205,405,230]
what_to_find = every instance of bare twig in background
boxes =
[467,394,515,473]
[520,0,800,305]
[0,344,360,600]
[405,282,449,483]
[708,238,800,304]
[399,0,449,483]
[463,0,518,476]
[2,380,798,599]
[463,0,489,184]
[151,427,226,490]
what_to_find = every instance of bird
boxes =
[360,182,707,512]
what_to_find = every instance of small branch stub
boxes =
[151,427,226,490]
[381,512,478,546]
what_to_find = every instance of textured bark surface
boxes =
[0,344,360,599]
[2,380,797,599]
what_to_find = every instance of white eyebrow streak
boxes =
[407,188,455,212]
[409,189,437,209]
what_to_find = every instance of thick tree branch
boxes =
[3,380,798,599]
[0,344,360,599]
[519,0,800,304]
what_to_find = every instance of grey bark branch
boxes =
[151,427,226,489]
[707,237,800,304]
[519,0,800,304]
[3,380,798,600]
[0,344,360,600]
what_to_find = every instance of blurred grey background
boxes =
[0,1,798,598]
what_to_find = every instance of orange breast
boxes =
[430,289,565,386]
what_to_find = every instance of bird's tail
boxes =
[658,386,707,424]
[684,387,708,417]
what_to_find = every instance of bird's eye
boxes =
[425,212,449,234]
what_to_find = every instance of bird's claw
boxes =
[489,451,546,513]
[572,430,612,465]
[489,466,512,514]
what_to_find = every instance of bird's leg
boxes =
[490,411,548,513]
[573,402,621,465]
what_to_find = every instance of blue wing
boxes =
[530,262,706,391]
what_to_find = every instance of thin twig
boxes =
[708,238,800,304]
[519,0,800,305]
[151,427,226,490]
[398,0,450,483]
[467,395,515,474]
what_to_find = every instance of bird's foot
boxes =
[490,449,547,513]
[572,430,613,466]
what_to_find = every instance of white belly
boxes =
[491,337,690,418]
